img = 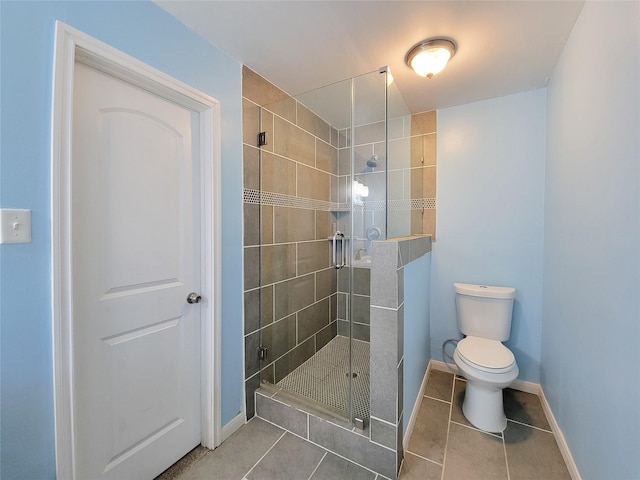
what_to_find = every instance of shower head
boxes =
[367,155,378,168]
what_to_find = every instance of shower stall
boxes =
[242,65,425,476]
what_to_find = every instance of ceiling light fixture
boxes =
[405,38,457,79]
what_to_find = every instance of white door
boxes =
[71,61,202,479]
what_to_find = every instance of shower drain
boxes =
[346,372,358,378]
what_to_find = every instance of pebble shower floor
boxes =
[277,335,370,421]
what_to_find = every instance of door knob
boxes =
[187,292,202,304]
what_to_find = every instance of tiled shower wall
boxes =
[242,67,340,418]
[409,111,437,237]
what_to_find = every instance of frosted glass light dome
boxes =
[406,38,457,78]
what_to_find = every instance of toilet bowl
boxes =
[452,283,519,433]
[453,336,518,432]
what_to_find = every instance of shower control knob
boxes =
[186,292,202,304]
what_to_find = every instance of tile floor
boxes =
[401,369,572,480]
[158,369,572,480]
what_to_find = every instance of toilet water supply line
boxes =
[442,338,461,374]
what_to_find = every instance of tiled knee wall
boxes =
[257,235,432,479]
[370,235,432,477]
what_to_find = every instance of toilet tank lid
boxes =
[454,283,515,299]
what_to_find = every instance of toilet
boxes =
[453,283,519,433]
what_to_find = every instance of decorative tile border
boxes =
[243,188,436,211]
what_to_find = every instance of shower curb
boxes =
[255,386,396,479]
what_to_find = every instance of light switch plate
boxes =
[0,209,32,244]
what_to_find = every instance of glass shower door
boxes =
[253,68,390,426]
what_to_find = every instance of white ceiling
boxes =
[155,1,583,118]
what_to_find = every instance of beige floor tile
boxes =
[407,397,450,464]
[310,452,376,480]
[399,452,442,480]
[503,388,551,431]
[174,418,284,480]
[443,423,508,480]
[504,421,571,480]
[247,432,325,480]
[425,369,454,402]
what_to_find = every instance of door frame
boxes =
[51,21,222,479]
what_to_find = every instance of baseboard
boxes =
[538,387,582,480]
[220,411,245,443]
[429,359,581,479]
[403,362,431,451]
[429,359,459,376]
[429,360,538,395]
[510,378,539,395]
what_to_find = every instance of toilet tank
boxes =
[454,283,516,341]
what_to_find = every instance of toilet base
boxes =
[462,380,507,433]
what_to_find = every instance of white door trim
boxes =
[51,21,222,480]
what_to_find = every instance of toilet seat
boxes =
[457,336,515,374]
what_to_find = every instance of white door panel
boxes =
[72,61,201,479]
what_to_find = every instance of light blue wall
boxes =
[430,90,546,383]
[403,253,431,434]
[0,2,244,478]
[543,2,640,478]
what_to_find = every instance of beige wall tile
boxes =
[330,127,339,148]
[244,246,260,290]
[422,209,436,239]
[316,140,337,174]
[423,133,437,166]
[243,145,260,190]
[297,240,331,275]
[315,268,337,300]
[411,210,423,235]
[422,166,437,198]
[274,207,315,243]
[315,210,334,240]
[297,164,330,201]
[354,121,385,145]
[411,167,424,199]
[338,128,350,149]
[261,205,274,245]
[297,298,331,342]
[244,203,260,247]
[410,135,424,168]
[388,170,405,201]
[297,103,331,143]
[264,97,297,124]
[411,110,436,135]
[243,98,260,147]
[274,116,316,167]
[261,285,274,326]
[330,175,339,204]
[261,243,296,285]
[388,138,410,171]
[274,274,315,320]
[260,109,274,153]
[338,175,349,204]
[261,151,296,195]
[338,148,350,176]
[243,66,289,108]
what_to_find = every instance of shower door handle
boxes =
[333,231,345,269]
